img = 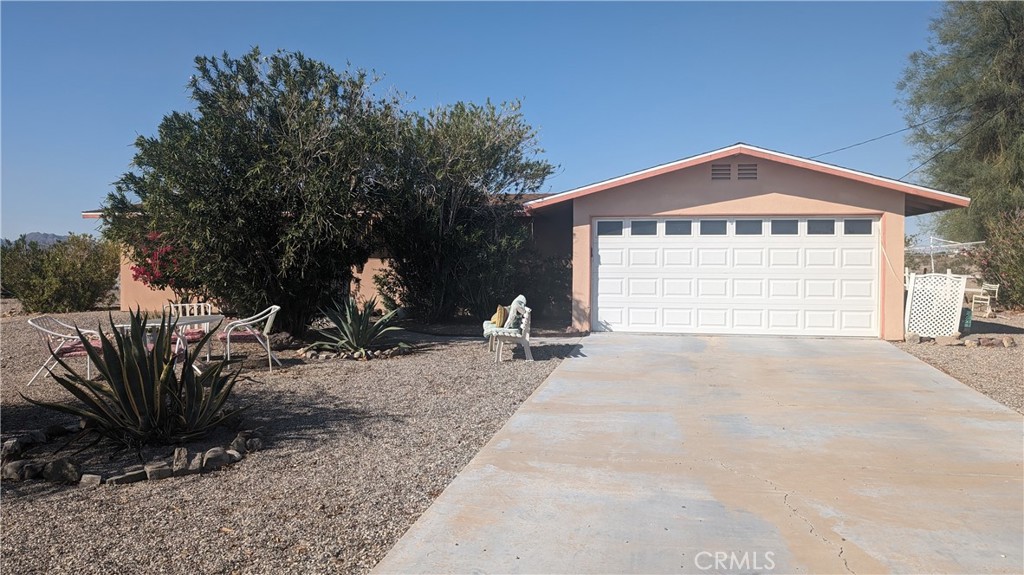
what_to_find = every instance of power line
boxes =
[898,95,1023,181]
[810,105,970,159]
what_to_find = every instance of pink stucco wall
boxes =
[566,154,906,339]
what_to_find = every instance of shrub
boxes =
[0,234,119,312]
[971,209,1024,307]
[23,310,243,447]
[312,296,403,358]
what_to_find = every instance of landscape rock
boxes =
[978,337,1000,347]
[106,469,147,485]
[226,449,244,463]
[188,453,203,474]
[1,439,26,462]
[79,474,103,486]
[1003,337,1016,348]
[42,424,71,440]
[24,430,48,444]
[229,434,248,453]
[2,460,42,481]
[905,332,921,344]
[124,464,144,473]
[145,462,172,481]
[245,438,263,452]
[42,458,82,483]
[172,448,190,476]
[935,336,964,346]
[269,332,304,351]
[965,338,979,348]
[202,447,231,471]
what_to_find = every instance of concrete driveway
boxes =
[374,335,1024,574]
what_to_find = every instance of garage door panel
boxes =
[733,279,764,298]
[627,278,659,297]
[733,249,764,267]
[593,217,878,337]
[598,248,624,266]
[697,278,728,297]
[698,249,729,267]
[664,249,694,267]
[805,249,838,267]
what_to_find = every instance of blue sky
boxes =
[1,1,942,240]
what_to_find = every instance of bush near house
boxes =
[0,234,119,312]
[970,209,1024,307]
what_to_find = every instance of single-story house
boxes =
[85,143,970,341]
[524,143,969,340]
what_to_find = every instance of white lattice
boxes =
[904,273,967,337]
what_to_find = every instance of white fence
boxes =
[904,272,967,337]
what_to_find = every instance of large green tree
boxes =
[103,48,402,334]
[898,1,1024,241]
[375,101,554,321]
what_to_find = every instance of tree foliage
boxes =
[0,234,119,312]
[970,209,1024,306]
[374,102,555,321]
[103,48,401,334]
[898,1,1024,241]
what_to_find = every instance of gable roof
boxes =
[524,143,970,216]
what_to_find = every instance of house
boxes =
[524,143,969,340]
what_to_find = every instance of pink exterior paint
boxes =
[118,254,175,311]
[566,154,909,339]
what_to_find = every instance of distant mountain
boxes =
[2,232,68,246]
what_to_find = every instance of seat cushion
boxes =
[490,305,508,328]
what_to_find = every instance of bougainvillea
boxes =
[131,232,204,302]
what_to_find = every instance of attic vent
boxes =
[737,163,758,180]
[711,164,732,180]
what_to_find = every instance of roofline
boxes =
[81,210,102,219]
[524,143,970,213]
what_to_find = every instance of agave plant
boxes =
[313,296,403,356]
[22,310,244,447]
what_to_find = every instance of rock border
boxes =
[1,427,264,487]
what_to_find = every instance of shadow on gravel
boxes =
[969,319,1024,335]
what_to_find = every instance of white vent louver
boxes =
[711,164,731,180]
[737,163,758,180]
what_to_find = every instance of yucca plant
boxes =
[22,310,244,447]
[312,296,404,357]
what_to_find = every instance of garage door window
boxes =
[665,220,692,235]
[807,219,836,235]
[844,219,872,235]
[597,221,623,236]
[735,220,763,235]
[771,219,798,235]
[700,220,727,235]
[631,220,657,236]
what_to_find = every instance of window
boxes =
[665,220,692,235]
[596,221,623,236]
[700,220,727,235]
[631,220,657,236]
[771,219,798,235]
[807,219,835,235]
[844,219,872,235]
[735,220,763,235]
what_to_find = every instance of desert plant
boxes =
[970,209,1024,307]
[312,296,403,357]
[0,233,119,312]
[22,310,243,447]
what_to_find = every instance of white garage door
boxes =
[593,217,879,337]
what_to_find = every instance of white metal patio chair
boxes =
[27,316,100,385]
[216,305,282,372]
[482,295,526,352]
[164,301,215,360]
[485,298,533,363]
[971,283,1000,318]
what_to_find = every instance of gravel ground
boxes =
[892,310,1024,414]
[1,301,571,574]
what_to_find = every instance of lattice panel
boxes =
[905,273,967,337]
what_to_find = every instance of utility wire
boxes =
[898,94,1024,181]
[810,104,970,159]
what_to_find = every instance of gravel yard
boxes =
[1,302,571,574]
[892,310,1024,414]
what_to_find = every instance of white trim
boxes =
[524,143,970,208]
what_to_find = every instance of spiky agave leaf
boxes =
[312,296,403,354]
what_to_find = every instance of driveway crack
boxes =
[710,458,855,575]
